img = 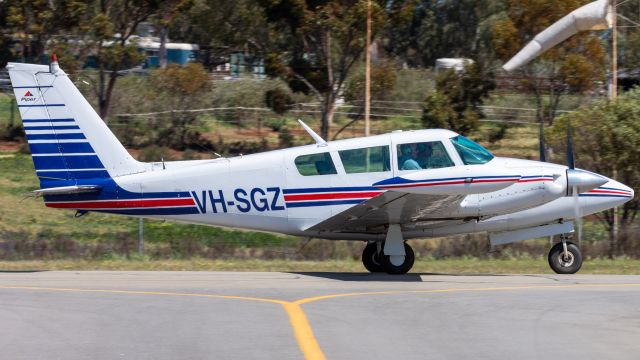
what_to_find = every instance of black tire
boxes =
[548,241,583,274]
[362,242,384,273]
[381,243,415,275]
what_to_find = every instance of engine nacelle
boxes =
[373,165,521,195]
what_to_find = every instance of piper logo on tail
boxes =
[21,90,37,102]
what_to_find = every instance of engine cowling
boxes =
[372,165,521,195]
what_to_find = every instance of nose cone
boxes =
[582,178,634,206]
[566,169,608,194]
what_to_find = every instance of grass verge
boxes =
[0,258,639,274]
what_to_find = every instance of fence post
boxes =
[138,218,144,255]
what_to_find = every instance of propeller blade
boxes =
[566,123,575,169]
[539,121,546,162]
[572,185,582,245]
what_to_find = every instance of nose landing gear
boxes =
[548,235,583,274]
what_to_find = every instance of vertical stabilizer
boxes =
[7,61,146,188]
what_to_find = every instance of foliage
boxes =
[265,87,294,115]
[147,63,212,150]
[422,65,495,134]
[259,0,404,139]
[547,88,640,255]
[278,126,295,148]
[171,0,268,69]
[386,68,435,102]
[344,61,397,117]
[385,0,504,68]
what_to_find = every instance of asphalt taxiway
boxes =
[1,271,639,360]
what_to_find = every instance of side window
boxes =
[397,141,454,171]
[294,152,338,176]
[338,146,390,174]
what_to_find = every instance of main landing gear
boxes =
[362,224,415,275]
[548,234,583,274]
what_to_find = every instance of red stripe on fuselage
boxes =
[586,189,631,195]
[284,191,383,202]
[45,198,195,209]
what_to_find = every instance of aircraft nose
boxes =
[596,179,634,204]
[621,183,635,199]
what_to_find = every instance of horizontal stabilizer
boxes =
[33,185,102,197]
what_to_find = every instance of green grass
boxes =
[0,258,638,274]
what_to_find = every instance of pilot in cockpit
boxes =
[399,144,421,170]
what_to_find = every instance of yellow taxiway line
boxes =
[2,282,640,360]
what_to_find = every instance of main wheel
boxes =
[362,242,384,273]
[381,243,415,275]
[548,241,583,274]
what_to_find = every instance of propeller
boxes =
[565,122,582,244]
[564,122,609,245]
[539,121,546,162]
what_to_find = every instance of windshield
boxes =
[450,135,494,165]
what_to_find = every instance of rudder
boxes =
[7,60,146,188]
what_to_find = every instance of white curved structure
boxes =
[503,0,612,72]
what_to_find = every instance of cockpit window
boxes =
[339,146,390,174]
[295,152,338,176]
[450,135,494,165]
[396,141,454,171]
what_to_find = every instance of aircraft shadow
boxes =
[291,272,514,282]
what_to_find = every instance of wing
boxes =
[307,166,524,236]
[305,191,470,235]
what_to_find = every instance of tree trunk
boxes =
[320,93,336,140]
[159,24,168,69]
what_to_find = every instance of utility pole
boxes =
[364,0,371,137]
[611,0,618,99]
[611,0,619,256]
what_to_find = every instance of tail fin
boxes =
[7,60,145,188]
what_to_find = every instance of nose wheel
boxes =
[548,236,583,274]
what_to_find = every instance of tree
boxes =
[422,65,495,134]
[170,0,269,70]
[3,0,88,64]
[343,61,397,113]
[546,89,640,257]
[87,0,183,120]
[259,0,405,139]
[148,63,212,149]
[384,0,504,68]
[492,0,606,126]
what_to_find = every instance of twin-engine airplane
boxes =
[7,59,634,274]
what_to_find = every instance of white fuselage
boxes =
[62,130,630,241]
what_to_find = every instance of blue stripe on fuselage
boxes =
[283,186,379,194]
[285,199,365,207]
[93,207,201,216]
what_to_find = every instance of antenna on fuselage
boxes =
[298,119,327,147]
